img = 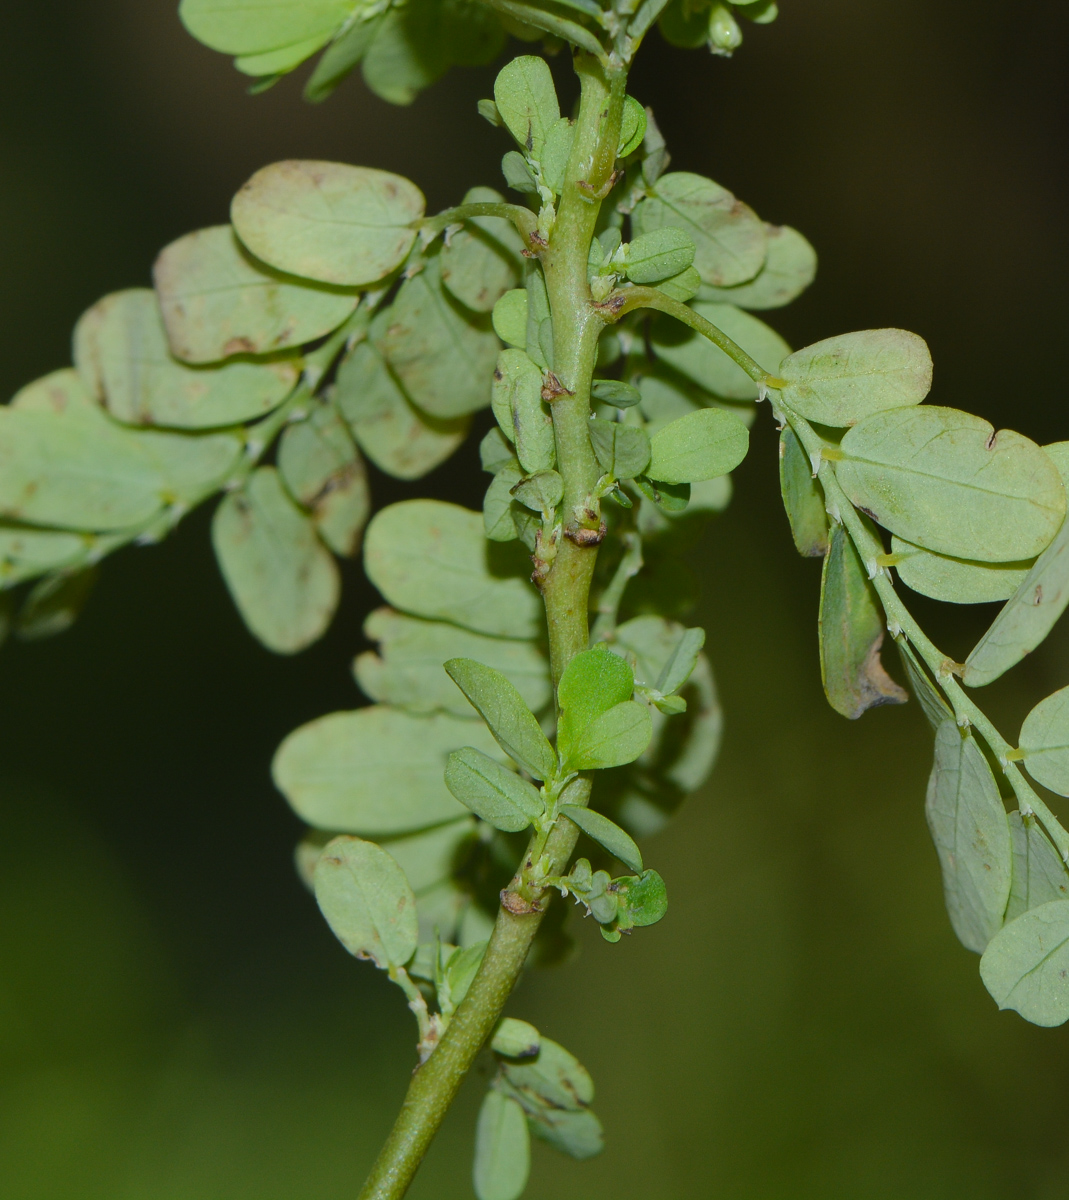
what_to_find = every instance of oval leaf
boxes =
[493,55,559,160]
[698,223,816,311]
[1020,685,1069,796]
[1006,811,1069,922]
[892,537,1030,605]
[559,805,643,873]
[779,425,828,557]
[564,701,653,772]
[445,746,544,831]
[980,900,1069,1026]
[473,1090,530,1200]
[647,407,749,484]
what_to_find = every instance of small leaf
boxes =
[491,349,554,472]
[1019,685,1069,796]
[564,701,653,771]
[493,55,560,159]
[557,646,635,759]
[440,186,524,314]
[559,805,643,872]
[891,537,1030,605]
[926,719,1012,954]
[588,418,651,480]
[818,524,907,719]
[445,746,545,831]
[779,425,828,557]
[484,466,524,541]
[617,95,648,157]
[655,265,702,303]
[633,476,690,513]
[624,227,696,285]
[442,939,486,1011]
[492,289,528,349]
[500,150,538,195]
[314,834,418,969]
[492,1018,540,1059]
[230,160,424,287]
[500,1036,594,1111]
[523,263,551,369]
[0,526,87,588]
[480,428,519,475]
[15,567,98,641]
[511,469,563,518]
[655,626,705,694]
[980,900,1069,1026]
[590,379,641,408]
[647,407,749,484]
[527,1107,603,1160]
[541,117,577,195]
[478,98,503,126]
[896,640,952,732]
[698,223,816,310]
[1006,812,1069,922]
[303,13,381,102]
[179,0,351,56]
[621,869,668,926]
[473,1090,530,1200]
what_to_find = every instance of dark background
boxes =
[3,2,1069,1196]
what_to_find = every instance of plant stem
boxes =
[418,202,538,244]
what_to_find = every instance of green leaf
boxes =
[480,428,519,475]
[230,161,424,287]
[492,289,528,349]
[478,99,503,126]
[557,646,635,758]
[631,171,766,287]
[926,719,1012,954]
[484,466,524,542]
[153,224,358,364]
[473,1090,530,1200]
[0,526,87,588]
[500,1036,594,1111]
[379,254,500,419]
[511,470,563,518]
[492,1018,541,1059]
[541,117,577,195]
[589,418,651,480]
[624,227,696,285]
[523,263,551,369]
[500,151,538,196]
[15,567,98,641]
[274,705,504,834]
[564,701,653,772]
[779,425,828,557]
[837,406,1066,563]
[611,615,702,694]
[179,0,351,55]
[75,289,298,429]
[698,223,816,310]
[891,537,1030,605]
[440,187,524,313]
[778,329,932,427]
[650,301,790,401]
[441,940,486,1012]
[303,13,381,102]
[1006,812,1069,922]
[445,657,557,782]
[618,95,648,158]
[818,524,907,719]
[655,265,702,303]
[590,379,641,408]
[655,626,705,694]
[445,746,544,831]
[491,350,554,472]
[212,466,339,654]
[632,476,690,513]
[647,407,749,484]
[979,900,1069,1026]
[493,55,560,159]
[527,1108,603,1160]
[313,835,419,969]
[335,333,469,481]
[364,500,542,638]
[559,805,643,872]
[621,869,668,926]
[380,817,476,894]
[896,641,953,732]
[1019,685,1069,796]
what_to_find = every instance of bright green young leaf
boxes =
[480,428,519,475]
[779,425,828,557]
[492,1018,541,1059]
[1019,685,1069,796]
[618,95,648,157]
[979,900,1069,1026]
[631,172,766,287]
[559,805,643,872]
[492,289,528,349]
[557,646,635,757]
[588,418,651,480]
[153,224,358,364]
[75,289,298,429]
[492,349,554,472]
[212,466,339,654]
[493,55,559,159]
[621,869,669,926]
[511,470,563,518]
[778,329,932,427]
[15,567,98,641]
[231,160,424,287]
[837,406,1066,563]
[179,0,351,54]
[926,719,1012,954]
[624,227,696,285]
[335,334,469,481]
[819,524,907,720]
[647,407,749,484]
[698,223,816,310]
[473,1090,530,1200]
[314,835,419,969]
[484,466,524,542]
[445,657,557,782]
[891,537,1030,605]
[364,500,542,638]
[273,705,503,834]
[564,701,653,771]
[1006,812,1069,922]
[896,640,953,732]
[379,253,500,419]
[540,117,577,195]
[590,379,642,409]
[445,746,545,831]
[440,187,524,313]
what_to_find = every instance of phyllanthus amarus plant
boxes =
[4,1,1069,1196]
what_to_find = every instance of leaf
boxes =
[559,805,643,872]
[541,117,577,195]
[494,55,560,159]
[523,262,551,369]
[440,187,524,313]
[611,615,699,691]
[631,172,766,287]
[501,151,538,196]
[364,500,542,638]
[588,418,650,481]
[557,646,635,758]
[303,13,382,101]
[230,160,424,287]
[650,301,790,401]
[511,470,563,518]
[153,224,359,364]
[179,0,351,55]
[445,657,557,782]
[1019,685,1069,796]
[837,407,1066,563]
[818,524,907,720]
[379,254,500,419]
[624,227,696,285]
[896,640,953,732]
[335,335,469,481]
[473,1090,530,1200]
[926,719,1012,954]
[75,289,298,429]
[891,537,1030,605]
[979,900,1069,1026]
[492,289,528,349]
[655,626,706,694]
[647,407,749,484]
[380,817,476,894]
[313,835,419,969]
[442,939,486,1011]
[274,705,504,834]
[778,329,932,427]
[621,869,669,926]
[212,466,339,654]
[480,428,519,475]
[656,265,702,303]
[0,526,87,588]
[618,95,648,157]
[564,701,653,771]
[698,223,816,310]
[492,1018,541,1059]
[15,567,98,641]
[500,1036,594,1111]
[590,379,641,409]
[528,1108,603,1161]
[632,476,690,513]
[1006,812,1069,922]
[492,349,554,473]
[445,747,544,831]
[779,425,828,557]
[484,466,524,542]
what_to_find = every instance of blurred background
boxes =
[3,1,1069,1196]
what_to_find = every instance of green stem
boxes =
[477,0,609,60]
[418,202,538,244]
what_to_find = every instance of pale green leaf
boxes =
[494,55,560,159]
[540,117,576,194]
[896,640,953,732]
[1019,685,1069,796]
[440,187,523,313]
[234,33,335,77]
[1006,812,1069,923]
[837,406,1066,563]
[303,12,381,102]
[492,349,554,472]
[492,289,528,349]
[445,746,544,831]
[590,379,641,409]
[564,701,652,771]
[511,470,563,518]
[16,567,98,641]
[442,940,486,1011]
[892,536,1030,605]
[624,227,696,285]
[212,466,339,654]
[523,263,551,369]
[480,428,519,475]
[618,95,647,158]
[0,526,87,588]
[364,500,541,638]
[179,0,351,55]
[528,1107,603,1160]
[558,646,635,760]
[492,1018,540,1058]
[926,719,1012,954]
[559,805,643,872]
[231,160,424,286]
[588,418,650,481]
[500,1036,594,1111]
[500,151,538,195]
[655,264,702,303]
[698,223,816,310]
[484,466,524,542]
[378,818,477,896]
[473,1090,530,1200]
[655,625,705,694]
[779,425,828,557]
[647,407,749,484]
[980,900,1069,1026]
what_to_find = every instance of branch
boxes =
[418,201,538,245]
[476,0,610,61]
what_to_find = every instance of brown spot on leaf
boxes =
[223,337,256,357]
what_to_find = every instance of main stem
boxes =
[357,52,627,1200]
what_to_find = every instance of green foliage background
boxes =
[4,1,1069,1196]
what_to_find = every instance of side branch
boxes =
[418,202,539,245]
[474,0,609,61]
